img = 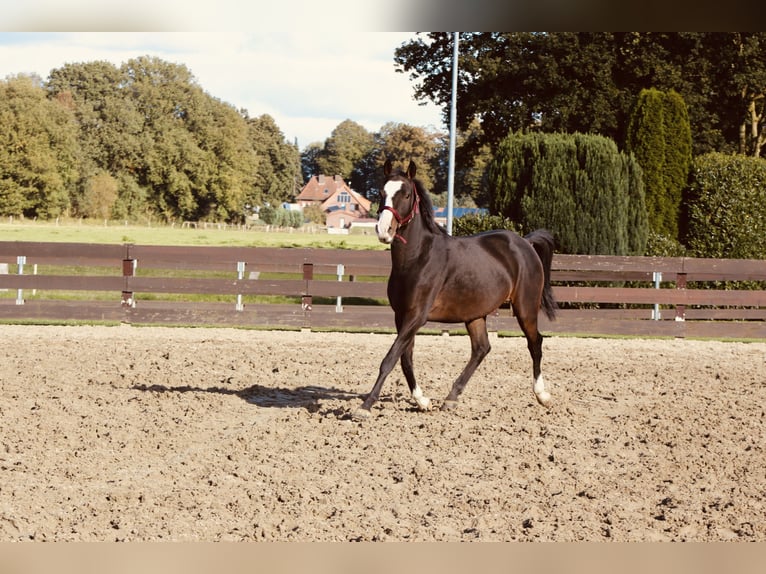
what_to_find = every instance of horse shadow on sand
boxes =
[132,380,364,417]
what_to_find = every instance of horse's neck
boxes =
[390,218,436,271]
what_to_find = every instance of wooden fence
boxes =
[1,241,765,339]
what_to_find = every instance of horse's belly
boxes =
[426,305,462,323]
[427,287,508,323]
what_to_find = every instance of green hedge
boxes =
[259,205,304,228]
[452,213,517,236]
[683,153,766,259]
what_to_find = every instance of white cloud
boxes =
[0,31,443,147]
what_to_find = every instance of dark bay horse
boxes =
[353,160,557,420]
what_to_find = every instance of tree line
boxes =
[394,32,766,257]
[1,57,299,222]
[2,34,765,258]
[0,56,442,224]
[396,33,766,161]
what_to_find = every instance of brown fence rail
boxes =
[1,241,765,338]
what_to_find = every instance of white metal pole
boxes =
[446,32,459,236]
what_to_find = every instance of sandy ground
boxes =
[0,324,764,541]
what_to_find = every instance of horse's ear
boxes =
[383,159,392,177]
[406,161,417,179]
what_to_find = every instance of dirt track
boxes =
[0,324,764,541]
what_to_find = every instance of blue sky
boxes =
[0,31,443,149]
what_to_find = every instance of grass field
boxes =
[0,218,386,250]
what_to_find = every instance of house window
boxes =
[338,192,350,203]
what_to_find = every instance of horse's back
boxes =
[458,229,547,301]
[464,229,541,271]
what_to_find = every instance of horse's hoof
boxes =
[440,400,459,411]
[351,407,372,421]
[415,397,432,411]
[535,391,552,408]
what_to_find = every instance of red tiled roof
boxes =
[296,174,349,203]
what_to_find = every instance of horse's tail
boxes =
[524,229,558,321]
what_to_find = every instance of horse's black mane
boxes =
[401,173,447,237]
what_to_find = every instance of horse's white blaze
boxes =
[533,374,551,405]
[412,385,431,410]
[376,180,404,243]
[383,180,404,198]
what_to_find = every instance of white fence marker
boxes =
[236,261,246,311]
[652,271,662,320]
[16,256,26,305]
[336,264,345,313]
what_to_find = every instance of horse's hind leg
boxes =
[401,339,431,411]
[515,307,551,407]
[442,317,491,410]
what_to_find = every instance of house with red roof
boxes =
[296,175,373,229]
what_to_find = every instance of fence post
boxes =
[236,261,246,311]
[336,263,345,313]
[675,273,687,321]
[302,262,313,329]
[16,256,26,305]
[122,257,137,308]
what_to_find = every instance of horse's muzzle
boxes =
[376,212,396,244]
[377,227,395,245]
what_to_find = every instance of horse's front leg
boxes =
[354,338,406,419]
[353,331,414,420]
[401,338,431,411]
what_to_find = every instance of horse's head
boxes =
[376,160,420,244]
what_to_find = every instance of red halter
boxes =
[381,182,420,244]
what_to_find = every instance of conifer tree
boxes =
[487,132,647,255]
[623,153,648,255]
[662,89,693,235]
[626,88,692,240]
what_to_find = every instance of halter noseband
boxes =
[381,180,420,244]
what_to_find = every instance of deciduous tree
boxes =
[316,119,374,189]
[0,74,80,218]
[394,32,766,163]
[247,113,300,209]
